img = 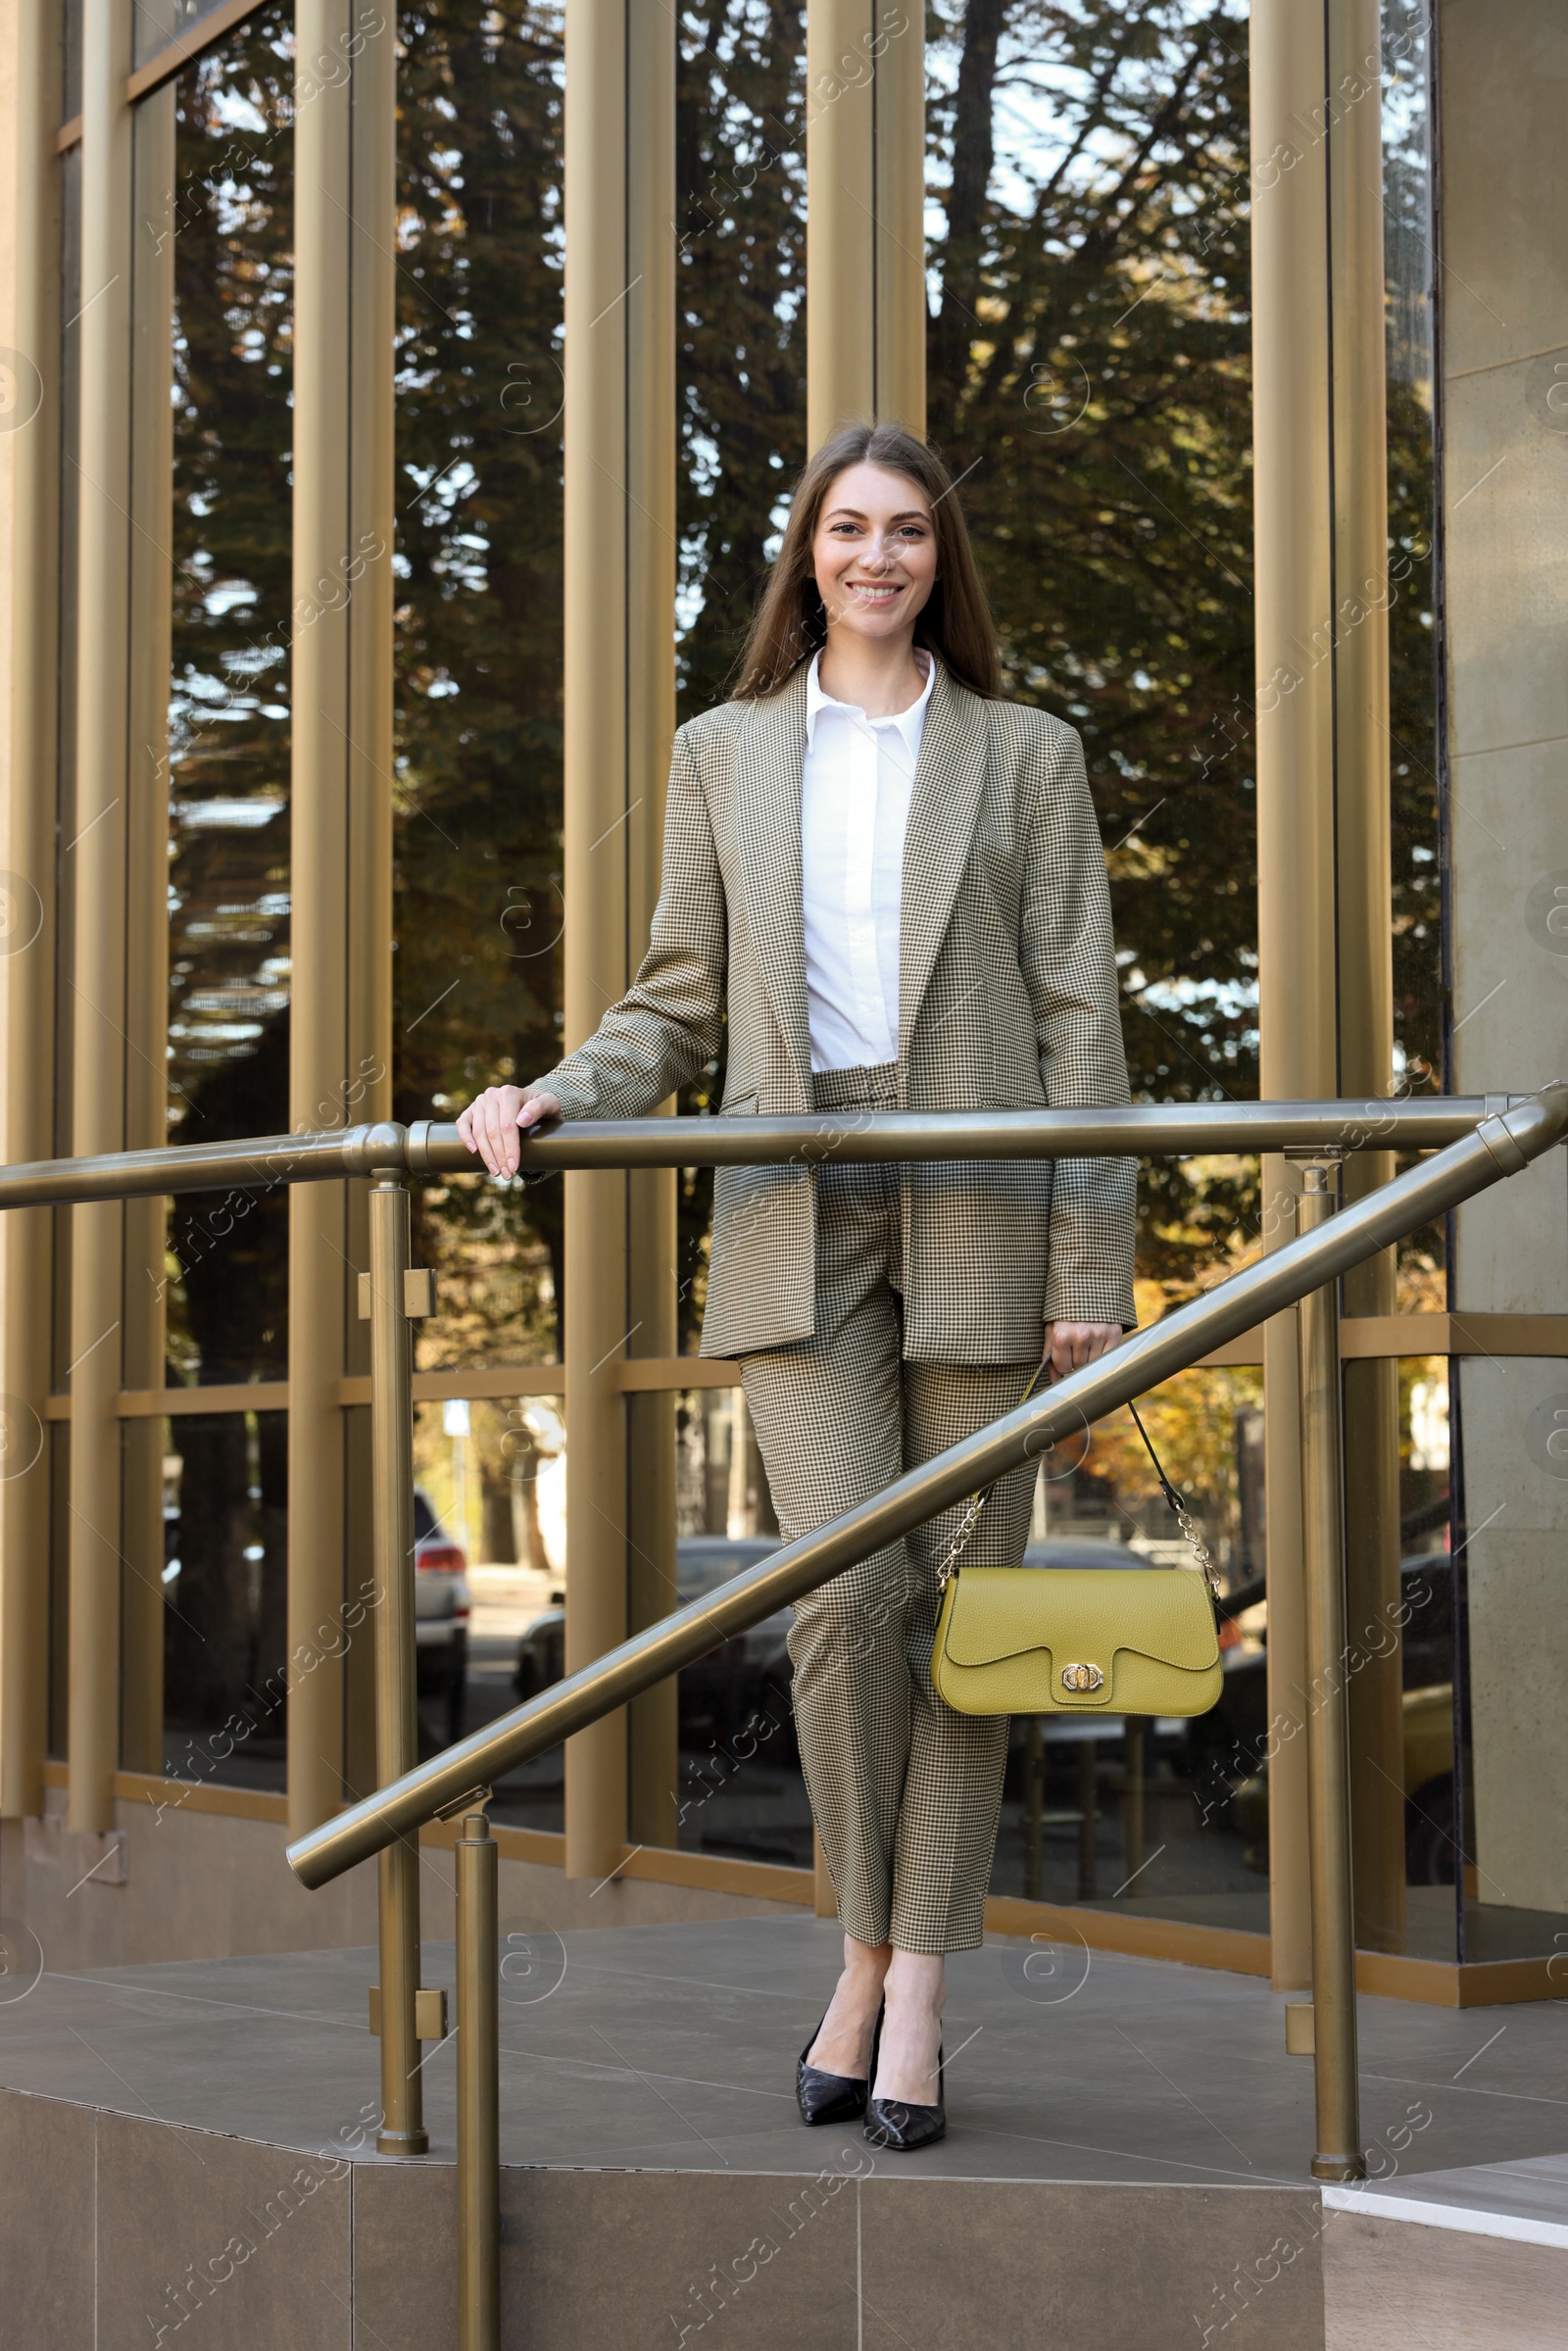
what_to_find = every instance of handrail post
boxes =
[1292,1154,1366,2181]
[368,1169,427,2155]
[457,1805,501,2351]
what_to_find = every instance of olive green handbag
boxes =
[929,1376,1224,1720]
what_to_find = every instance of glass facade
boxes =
[925,0,1264,1926]
[19,0,1565,1988]
[164,6,294,1386]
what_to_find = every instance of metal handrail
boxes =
[0,1094,1523,1212]
[406,1096,1524,1170]
[286,1085,1566,1889]
[17,1081,1566,2347]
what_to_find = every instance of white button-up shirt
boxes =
[800,650,933,1073]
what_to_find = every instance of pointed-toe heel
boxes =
[796,2005,877,2127]
[863,2010,946,2152]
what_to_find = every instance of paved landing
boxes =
[2,1915,1564,2190]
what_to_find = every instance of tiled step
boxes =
[3,1920,1565,2348]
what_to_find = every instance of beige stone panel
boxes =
[1447,736,1568,1038]
[1449,732,1568,1313]
[1439,0,1568,378]
[1443,363,1568,760]
[1324,2208,1568,2351]
[1446,815,1568,1340]
[1447,761,1568,1316]
[1453,1150,1568,1318]
[1461,1358,1568,1916]
[17,1790,805,1972]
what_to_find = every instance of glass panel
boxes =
[928,4,1258,1158]
[393,5,566,1367]
[64,0,84,121]
[164,5,294,1383]
[673,13,808,723]
[161,1409,288,1789]
[988,1365,1269,1929]
[133,0,258,74]
[670,0,808,1361]
[416,1396,560,1826]
[1397,1354,1457,1957]
[416,1380,811,1856]
[671,1391,808,1869]
[925,5,1260,1917]
[1382,0,1444,1094]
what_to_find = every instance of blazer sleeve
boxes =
[1017,717,1138,1329]
[534,729,726,1120]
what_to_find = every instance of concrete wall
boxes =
[1442,0,1568,1915]
[0,1790,806,1976]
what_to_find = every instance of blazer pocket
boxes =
[720,1090,758,1115]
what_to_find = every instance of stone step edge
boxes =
[1322,2185,1568,2251]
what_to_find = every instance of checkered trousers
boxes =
[739,1063,1039,1957]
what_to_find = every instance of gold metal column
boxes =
[0,0,61,1824]
[1250,0,1337,1989]
[1295,1161,1365,2181]
[1328,0,1404,1958]
[802,0,926,1924]
[623,0,680,1855]
[288,0,397,1834]
[67,0,135,1834]
[366,1173,425,2155]
[806,0,926,447]
[562,0,676,1880]
[1253,0,1403,1983]
[456,1807,501,2351]
[121,86,177,1776]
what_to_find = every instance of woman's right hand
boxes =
[456,1084,563,1178]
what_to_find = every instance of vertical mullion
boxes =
[120,83,177,1775]
[623,0,679,1853]
[67,0,136,1835]
[288,0,396,1832]
[563,0,633,1882]
[1,0,65,1823]
[1327,0,1404,1959]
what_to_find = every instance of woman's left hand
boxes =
[1042,1321,1121,1383]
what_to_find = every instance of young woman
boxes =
[459,422,1135,2150]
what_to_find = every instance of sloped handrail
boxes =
[286,1083,1568,1892]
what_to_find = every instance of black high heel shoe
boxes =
[863,2005,946,2151]
[797,2001,881,2127]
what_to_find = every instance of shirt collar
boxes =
[804,648,934,755]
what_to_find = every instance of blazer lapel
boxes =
[899,661,988,1057]
[735,666,813,1099]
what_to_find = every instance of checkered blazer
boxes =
[538,660,1136,1360]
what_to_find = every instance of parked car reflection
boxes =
[512,1535,1186,1755]
[513,1536,792,1749]
[414,1487,469,1746]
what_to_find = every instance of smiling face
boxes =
[810,461,939,648]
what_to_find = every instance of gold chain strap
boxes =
[934,1372,1221,1604]
[1169,1497,1221,1604]
[934,1487,992,1592]
[936,1361,1048,1593]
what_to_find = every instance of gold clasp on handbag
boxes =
[1059,1661,1104,1693]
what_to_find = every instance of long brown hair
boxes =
[731,423,1001,701]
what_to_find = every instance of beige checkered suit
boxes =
[538,660,1135,1950]
[539,659,1137,1353]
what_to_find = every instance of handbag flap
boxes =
[941,1566,1218,1673]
